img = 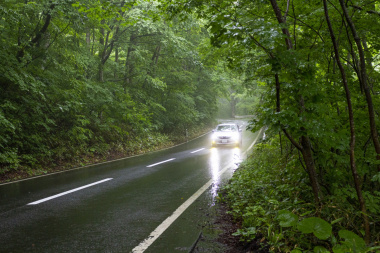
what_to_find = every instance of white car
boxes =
[211,123,242,147]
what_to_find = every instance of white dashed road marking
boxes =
[27,178,113,205]
[146,158,176,168]
[190,148,205,154]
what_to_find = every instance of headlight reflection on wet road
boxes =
[208,147,241,204]
[209,147,220,202]
[232,147,242,165]
[209,147,220,179]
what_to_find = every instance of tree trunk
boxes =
[276,74,283,155]
[275,75,321,206]
[86,29,91,45]
[98,20,106,82]
[98,26,118,82]
[324,0,370,243]
[114,47,119,79]
[99,20,105,46]
[230,96,237,118]
[270,0,321,206]
[91,28,95,55]
[16,3,55,62]
[98,64,104,82]
[124,32,136,90]
[300,135,321,204]
[269,0,293,49]
[338,0,380,173]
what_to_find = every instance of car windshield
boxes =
[216,125,237,132]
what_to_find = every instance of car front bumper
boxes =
[212,138,240,146]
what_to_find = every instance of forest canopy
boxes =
[0,0,234,174]
[162,0,380,249]
[1,0,380,250]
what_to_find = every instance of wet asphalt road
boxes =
[0,120,261,253]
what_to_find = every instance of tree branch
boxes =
[16,2,56,62]
[351,4,380,17]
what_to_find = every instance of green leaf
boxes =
[332,244,347,253]
[331,217,343,225]
[277,210,298,227]
[297,217,332,240]
[334,230,366,252]
[314,246,330,253]
[371,172,380,183]
[367,246,380,252]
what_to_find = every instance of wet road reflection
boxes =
[0,120,259,252]
[208,146,241,203]
[209,147,220,200]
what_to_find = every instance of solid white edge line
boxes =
[190,148,205,154]
[131,162,232,253]
[146,158,176,168]
[132,128,264,253]
[27,178,113,205]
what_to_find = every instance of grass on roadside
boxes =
[220,135,380,252]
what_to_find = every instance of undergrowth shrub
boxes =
[221,135,380,252]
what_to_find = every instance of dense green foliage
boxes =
[1,0,380,249]
[0,0,223,175]
[163,0,380,249]
[222,138,380,252]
